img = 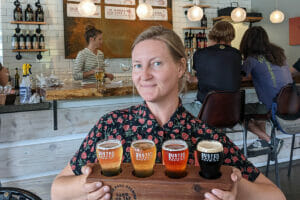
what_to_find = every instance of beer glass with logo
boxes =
[162,139,189,178]
[96,139,123,176]
[95,69,105,89]
[130,139,156,178]
[197,140,224,179]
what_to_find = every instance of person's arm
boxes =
[73,51,85,81]
[51,163,110,200]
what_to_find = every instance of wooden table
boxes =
[87,163,233,200]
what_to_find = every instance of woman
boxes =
[184,21,241,117]
[73,25,113,83]
[240,26,293,155]
[51,26,285,200]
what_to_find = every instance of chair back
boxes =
[276,84,300,116]
[198,90,241,128]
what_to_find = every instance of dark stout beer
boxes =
[197,140,223,179]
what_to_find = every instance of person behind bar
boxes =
[51,26,285,200]
[240,26,292,156]
[184,21,242,117]
[290,58,300,75]
[73,25,114,83]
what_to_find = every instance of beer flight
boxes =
[96,139,224,179]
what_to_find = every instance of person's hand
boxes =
[204,167,242,200]
[81,163,111,200]
[105,73,114,81]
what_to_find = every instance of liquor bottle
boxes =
[200,33,204,49]
[12,30,19,49]
[15,68,20,90]
[19,32,26,49]
[188,32,193,49]
[192,34,197,51]
[26,30,32,49]
[196,33,201,50]
[203,33,208,48]
[201,14,207,27]
[14,5,23,21]
[35,5,44,22]
[25,4,34,21]
[39,32,45,49]
[32,34,39,49]
[184,32,189,49]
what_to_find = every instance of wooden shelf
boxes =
[12,49,48,52]
[183,27,209,30]
[183,4,210,8]
[10,21,46,25]
[213,16,263,23]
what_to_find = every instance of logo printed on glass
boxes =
[168,152,185,162]
[135,152,152,161]
[201,152,220,162]
[98,151,115,159]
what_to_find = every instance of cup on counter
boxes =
[95,69,105,89]
[162,139,189,178]
[130,139,156,178]
[197,140,224,179]
[96,139,123,176]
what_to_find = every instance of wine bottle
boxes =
[26,30,32,49]
[39,32,45,49]
[12,31,19,49]
[201,14,207,27]
[35,6,44,22]
[14,5,23,21]
[25,4,34,21]
[15,68,20,90]
[32,34,39,49]
[19,32,26,49]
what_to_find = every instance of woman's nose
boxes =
[141,66,152,80]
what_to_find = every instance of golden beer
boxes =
[95,71,105,82]
[130,139,156,178]
[96,139,123,176]
[162,139,189,178]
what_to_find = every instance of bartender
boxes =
[73,25,114,83]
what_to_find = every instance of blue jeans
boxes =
[183,101,202,118]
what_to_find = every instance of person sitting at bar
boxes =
[184,21,242,117]
[240,26,293,156]
[290,58,300,75]
[51,26,285,200]
[73,25,114,83]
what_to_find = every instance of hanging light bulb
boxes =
[136,1,153,19]
[231,7,247,22]
[78,0,96,17]
[187,5,203,21]
[270,10,284,23]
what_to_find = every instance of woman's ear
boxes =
[178,57,187,78]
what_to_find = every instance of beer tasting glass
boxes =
[95,69,105,89]
[96,139,123,176]
[130,139,157,178]
[162,139,189,178]
[197,140,224,179]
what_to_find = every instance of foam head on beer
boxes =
[130,139,156,178]
[197,140,224,179]
[96,139,123,177]
[162,139,188,178]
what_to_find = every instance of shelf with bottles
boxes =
[183,27,209,30]
[213,16,263,23]
[10,21,46,25]
[12,49,47,52]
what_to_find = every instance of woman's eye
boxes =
[133,64,142,69]
[153,61,161,67]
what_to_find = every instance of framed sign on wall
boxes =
[289,17,300,46]
[63,0,173,59]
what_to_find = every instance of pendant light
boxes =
[270,0,284,23]
[187,0,203,21]
[78,0,96,17]
[136,0,153,19]
[231,2,246,22]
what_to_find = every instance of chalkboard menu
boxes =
[63,0,173,59]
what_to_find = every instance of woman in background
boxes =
[73,25,113,83]
[240,26,293,156]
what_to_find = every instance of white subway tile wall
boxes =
[0,0,251,81]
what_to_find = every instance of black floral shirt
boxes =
[70,102,260,182]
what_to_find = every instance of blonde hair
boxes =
[208,21,235,43]
[132,26,187,94]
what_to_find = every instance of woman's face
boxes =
[90,33,103,48]
[132,39,185,104]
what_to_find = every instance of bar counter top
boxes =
[42,75,300,101]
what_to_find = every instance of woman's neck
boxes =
[146,96,180,126]
[87,44,97,55]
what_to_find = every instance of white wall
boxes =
[252,0,300,66]
[0,0,251,81]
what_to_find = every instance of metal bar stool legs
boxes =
[288,134,296,177]
[243,120,248,158]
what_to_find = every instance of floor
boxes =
[259,159,300,200]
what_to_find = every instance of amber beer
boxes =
[96,139,123,176]
[130,139,156,178]
[197,140,224,179]
[162,139,189,178]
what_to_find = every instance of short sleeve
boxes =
[73,51,85,80]
[70,117,106,175]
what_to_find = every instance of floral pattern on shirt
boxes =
[70,101,260,182]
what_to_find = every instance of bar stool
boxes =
[270,84,300,178]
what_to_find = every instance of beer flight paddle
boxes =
[90,139,233,200]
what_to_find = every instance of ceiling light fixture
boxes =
[270,0,284,23]
[187,0,203,21]
[136,0,153,19]
[231,3,247,23]
[78,0,96,17]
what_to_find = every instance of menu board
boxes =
[63,0,172,58]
